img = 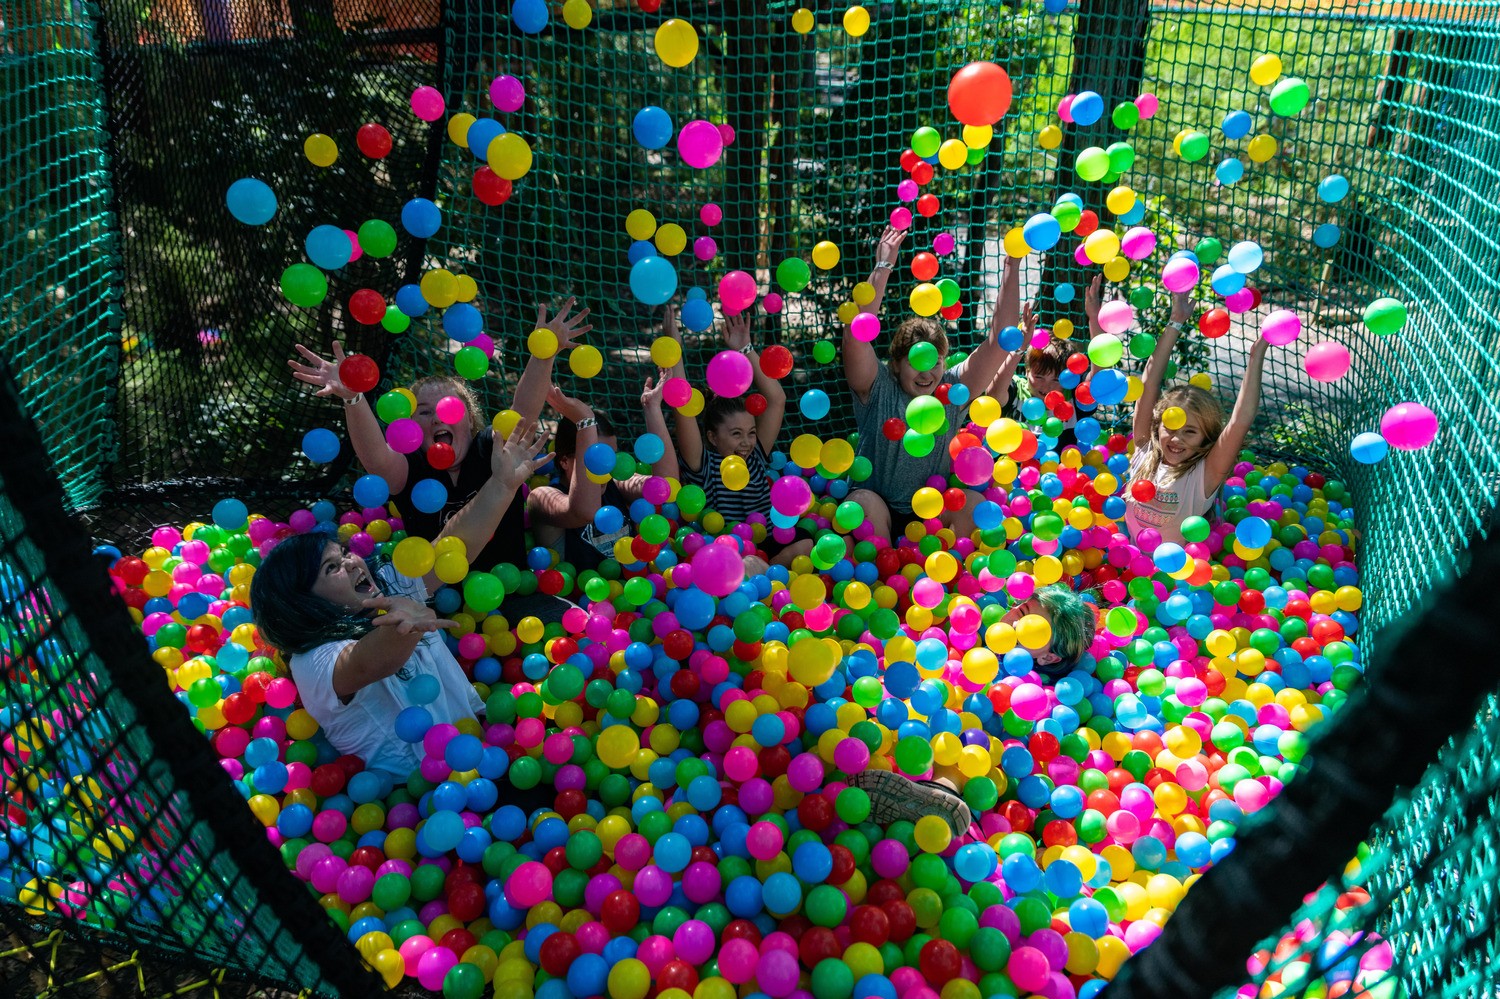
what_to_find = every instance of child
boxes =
[1003,585,1098,678]
[669,306,810,565]
[289,298,591,574]
[527,377,678,572]
[844,226,1023,543]
[250,421,553,778]
[1124,290,1270,545]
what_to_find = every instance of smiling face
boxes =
[893,353,947,397]
[309,543,380,612]
[706,410,758,459]
[1027,367,1061,399]
[1158,410,1208,466]
[413,383,476,465]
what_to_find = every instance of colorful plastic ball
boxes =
[305,225,352,270]
[1380,402,1439,450]
[632,106,674,150]
[1161,255,1199,294]
[1071,90,1103,126]
[1261,310,1301,346]
[409,85,446,121]
[1250,53,1283,86]
[400,198,442,239]
[948,62,1013,126]
[302,428,340,463]
[1314,223,1341,248]
[719,270,758,313]
[488,132,533,180]
[1363,297,1408,336]
[1318,174,1351,203]
[843,4,870,36]
[1304,341,1351,382]
[654,18,700,67]
[511,0,548,34]
[1350,431,1388,464]
[489,74,526,112]
[1269,77,1311,116]
[678,119,724,169]
[1215,158,1245,185]
[356,123,393,158]
[226,178,277,226]
[799,389,831,420]
[706,350,754,397]
[630,256,678,306]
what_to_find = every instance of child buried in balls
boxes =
[249,420,554,787]
[288,297,592,621]
[844,225,1023,544]
[668,304,813,569]
[1124,289,1271,545]
[526,376,679,574]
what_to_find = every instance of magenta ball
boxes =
[694,236,718,261]
[410,85,445,121]
[1008,946,1052,992]
[718,939,759,984]
[718,270,758,314]
[506,860,553,907]
[770,475,812,517]
[705,349,754,397]
[489,74,526,112]
[690,541,745,597]
[1161,256,1199,293]
[1304,341,1351,382]
[890,207,913,230]
[1380,401,1439,450]
[700,203,723,226]
[386,418,423,454]
[763,293,784,314]
[673,919,717,965]
[1261,309,1302,345]
[678,119,725,169]
[933,231,956,255]
[850,312,881,343]
[416,946,457,991]
[757,949,800,997]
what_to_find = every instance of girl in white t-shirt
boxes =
[251,422,551,777]
[1123,290,1271,545]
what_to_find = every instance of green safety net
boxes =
[1,0,1500,995]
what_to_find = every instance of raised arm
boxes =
[512,298,594,422]
[664,305,705,474]
[983,300,1031,409]
[1204,336,1270,488]
[289,341,409,491]
[723,310,784,450]
[640,368,679,481]
[330,598,457,699]
[844,225,908,402]
[428,421,553,593]
[526,387,601,531]
[960,253,1022,395]
[1133,291,1192,444]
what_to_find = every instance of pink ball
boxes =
[897,179,919,202]
[265,677,298,709]
[746,820,784,860]
[1380,402,1438,450]
[416,946,457,991]
[678,119,725,169]
[953,447,994,487]
[1008,946,1051,992]
[386,418,424,454]
[1224,288,1256,313]
[1120,226,1155,260]
[718,270,758,314]
[506,860,553,907]
[435,395,467,425]
[786,753,824,791]
[1010,683,1049,721]
[1097,300,1136,335]
[770,475,812,517]
[694,236,718,261]
[310,854,347,893]
[1057,94,1076,124]
[1304,341,1351,381]
[1135,92,1160,118]
[890,207,913,230]
[833,738,870,773]
[762,293,784,314]
[1006,572,1035,601]
[312,810,347,843]
[662,376,692,408]
[705,349,754,397]
[850,312,881,343]
[1261,309,1302,345]
[718,939,759,984]
[724,745,759,781]
[409,86,445,121]
[700,202,723,226]
[757,949,800,997]
[489,74,525,112]
[634,865,674,907]
[673,920,717,965]
[718,123,736,145]
[1073,242,1092,267]
[911,577,945,609]
[344,229,364,263]
[1161,256,1199,293]
[690,541,745,597]
[398,934,434,974]
[933,231,956,256]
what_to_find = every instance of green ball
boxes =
[812,339,837,364]
[1051,200,1082,232]
[375,390,413,422]
[805,884,848,927]
[1076,146,1109,183]
[911,126,941,159]
[776,257,812,293]
[443,962,486,999]
[1087,334,1123,368]
[411,862,446,901]
[1195,237,1223,265]
[905,394,944,434]
[454,346,489,379]
[382,305,411,334]
[970,926,1012,972]
[508,755,542,789]
[835,787,871,823]
[462,572,504,614]
[1012,895,1053,934]
[1363,296,1407,335]
[1269,77,1311,116]
[962,776,998,812]
[907,340,940,373]
[902,430,936,458]
[357,219,398,258]
[372,872,411,911]
[894,735,933,775]
[936,278,961,307]
[938,907,978,948]
[1180,516,1211,543]
[1111,102,1140,130]
[280,263,327,307]
[1106,141,1136,174]
[1128,332,1157,360]
[1179,131,1211,162]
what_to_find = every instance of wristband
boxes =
[873,261,894,271]
[737,344,754,356]
[576,417,598,430]
[1164,320,1184,332]
[342,393,363,407]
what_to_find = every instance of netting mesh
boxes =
[2,0,1500,994]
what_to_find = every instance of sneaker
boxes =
[849,769,973,838]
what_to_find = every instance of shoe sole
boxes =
[849,769,974,839]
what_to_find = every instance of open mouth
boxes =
[433,429,454,446]
[353,572,378,596]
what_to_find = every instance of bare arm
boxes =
[960,254,1021,395]
[1133,291,1192,444]
[289,342,409,491]
[640,368,679,480]
[512,298,594,422]
[664,305,705,474]
[723,310,785,450]
[427,421,553,594]
[1204,337,1270,488]
[527,388,600,531]
[984,300,1032,410]
[844,225,907,402]
[330,597,457,699]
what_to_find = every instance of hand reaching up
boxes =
[723,309,752,351]
[535,297,593,351]
[546,384,593,424]
[641,368,671,409]
[289,341,357,402]
[491,420,555,493]
[874,225,908,267]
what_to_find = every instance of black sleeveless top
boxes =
[560,480,632,573]
[392,428,525,572]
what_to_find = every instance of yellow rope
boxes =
[0,927,249,999]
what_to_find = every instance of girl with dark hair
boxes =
[250,422,552,777]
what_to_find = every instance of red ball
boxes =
[1199,308,1231,338]
[600,889,640,933]
[447,882,486,922]
[669,669,700,700]
[939,302,963,321]
[221,692,256,725]
[916,193,941,218]
[796,793,834,832]
[881,900,916,941]
[1066,352,1090,375]
[440,927,478,955]
[827,845,856,884]
[899,149,920,173]
[1075,381,1096,407]
[722,919,762,947]
[910,252,939,281]
[662,628,695,661]
[539,931,580,975]
[339,353,381,393]
[760,344,794,379]
[848,904,891,946]
[933,383,951,404]
[799,925,841,966]
[746,393,768,417]
[426,442,456,471]
[943,487,967,512]
[1075,210,1099,237]
[883,417,906,442]
[349,846,385,870]
[658,961,698,993]
[116,556,149,586]
[348,290,387,326]
[911,161,935,185]
[472,166,513,206]
[947,61,1013,126]
[636,0,662,10]
[309,764,346,798]
[554,788,587,820]
[1131,480,1157,503]
[919,939,962,984]
[356,122,393,159]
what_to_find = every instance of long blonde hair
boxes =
[1133,385,1225,485]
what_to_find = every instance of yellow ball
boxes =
[1102,256,1131,283]
[493,408,522,437]
[790,434,823,469]
[836,301,859,325]
[1053,318,1075,339]
[962,124,993,148]
[986,418,1023,455]
[1003,227,1030,258]
[1250,53,1283,86]
[969,394,1001,427]
[304,133,338,167]
[446,114,476,147]
[454,274,479,302]
[393,537,435,577]
[529,327,559,359]
[938,138,968,170]
[909,283,942,316]
[1247,134,1278,163]
[1105,186,1137,216]
[1038,124,1063,150]
[791,8,814,33]
[651,336,682,368]
[681,388,705,417]
[789,573,825,609]
[1084,229,1121,264]
[597,726,640,769]
[821,438,855,474]
[812,240,841,269]
[913,814,952,853]
[910,486,944,520]
[851,281,876,306]
[1161,406,1186,431]
[435,552,469,585]
[720,455,750,491]
[626,209,657,241]
[654,222,687,256]
[843,4,871,37]
[569,344,604,378]
[1187,372,1213,391]
[487,132,534,181]
[1015,613,1052,651]
[562,0,592,29]
[420,268,458,308]
[788,639,837,686]
[654,18,700,68]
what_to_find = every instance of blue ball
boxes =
[1228,242,1263,274]
[466,117,505,159]
[1350,431,1388,464]
[681,297,715,333]
[443,302,483,342]
[674,588,717,631]
[407,674,440,706]
[1071,90,1104,126]
[634,433,665,465]
[799,389,830,420]
[400,198,442,239]
[762,871,801,914]
[352,474,390,509]
[512,0,549,34]
[725,875,764,917]
[1001,853,1042,893]
[1210,263,1246,295]
[1318,173,1351,203]
[654,832,692,873]
[632,105,675,150]
[422,810,465,853]
[1044,0,1069,10]
[395,283,428,317]
[1235,516,1272,548]
[301,428,341,463]
[1118,200,1147,225]
[394,706,433,742]
[594,505,625,535]
[686,286,708,301]
[998,324,1026,351]
[1221,109,1254,139]
[1023,212,1061,252]
[226,178,278,226]
[1054,283,1076,304]
[584,441,616,475]
[1313,223,1341,248]
[305,224,352,270]
[627,240,656,264]
[212,497,248,530]
[630,255,678,306]
[1215,158,1245,185]
[410,478,448,514]
[1069,897,1109,936]
[1089,368,1127,405]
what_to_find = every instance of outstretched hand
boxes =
[723,310,752,351]
[535,297,594,351]
[873,225,908,267]
[641,368,672,408]
[1020,301,1037,342]
[363,596,459,635]
[289,342,357,402]
[1169,290,1193,325]
[547,384,593,423]
[491,419,555,492]
[1084,276,1103,325]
